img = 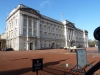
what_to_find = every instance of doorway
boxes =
[30,43,33,50]
[51,43,54,49]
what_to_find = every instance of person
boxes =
[73,45,76,52]
[70,46,73,52]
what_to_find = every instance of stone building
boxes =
[5,4,88,51]
[0,34,6,50]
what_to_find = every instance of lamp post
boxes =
[68,40,71,50]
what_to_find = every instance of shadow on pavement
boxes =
[43,58,70,67]
[0,66,83,75]
[0,58,83,75]
[43,66,83,75]
[0,67,32,75]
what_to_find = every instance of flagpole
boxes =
[61,13,63,21]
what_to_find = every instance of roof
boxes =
[6,4,41,21]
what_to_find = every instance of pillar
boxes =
[33,41,35,50]
[26,41,29,50]
[26,15,29,50]
[19,13,23,36]
[64,25,67,46]
[70,29,72,40]
[37,19,40,38]
[37,39,40,49]
[67,28,69,45]
[98,41,100,53]
[73,30,76,46]
[32,18,34,36]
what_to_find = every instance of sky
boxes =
[0,0,100,40]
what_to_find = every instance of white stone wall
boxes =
[6,10,20,50]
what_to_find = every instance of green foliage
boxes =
[88,39,98,47]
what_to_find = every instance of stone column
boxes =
[67,29,69,41]
[17,11,20,37]
[72,30,74,40]
[67,29,69,46]
[73,30,76,46]
[72,29,73,40]
[69,29,71,40]
[26,16,29,50]
[70,29,72,40]
[21,15,23,35]
[64,25,67,46]
[19,14,23,36]
[33,41,35,50]
[37,39,40,49]
[26,42,29,50]
[32,18,34,36]
[70,29,73,40]
[37,19,40,38]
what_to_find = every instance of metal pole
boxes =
[98,41,100,53]
[61,13,63,21]
[36,71,38,75]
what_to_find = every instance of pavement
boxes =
[0,47,99,75]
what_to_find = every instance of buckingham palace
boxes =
[3,4,88,51]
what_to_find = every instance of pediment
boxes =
[20,8,41,17]
[67,22,76,28]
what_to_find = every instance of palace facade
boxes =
[4,4,88,51]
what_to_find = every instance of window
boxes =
[53,33,54,38]
[28,20,32,27]
[40,31,42,37]
[34,30,36,37]
[29,29,32,36]
[45,33,47,38]
[42,21,44,24]
[46,33,49,38]
[44,33,46,38]
[12,32,13,38]
[56,28,57,33]
[16,19,17,26]
[49,27,50,32]
[34,21,37,28]
[40,24,42,30]
[16,29,17,37]
[23,29,26,36]
[49,44,50,47]
[44,44,46,48]
[12,21,13,28]
[23,18,27,26]
[49,33,51,38]
[52,27,54,32]
[44,25,46,32]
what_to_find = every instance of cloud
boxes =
[6,12,9,16]
[6,7,9,16]
[40,0,53,8]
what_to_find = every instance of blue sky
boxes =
[0,0,100,40]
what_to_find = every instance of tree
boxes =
[88,39,98,47]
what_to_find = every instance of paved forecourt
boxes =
[0,47,99,75]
